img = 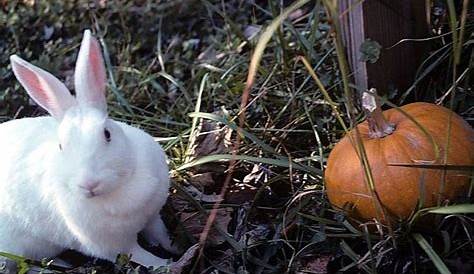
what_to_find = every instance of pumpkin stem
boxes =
[362,89,395,138]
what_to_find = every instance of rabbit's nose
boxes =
[79,180,100,191]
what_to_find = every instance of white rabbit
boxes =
[0,30,174,270]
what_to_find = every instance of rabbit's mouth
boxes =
[84,190,97,198]
[78,180,102,198]
[79,186,101,198]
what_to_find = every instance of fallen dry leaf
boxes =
[226,182,258,204]
[169,243,200,274]
[189,172,215,187]
[185,184,223,203]
[227,164,262,204]
[180,208,232,246]
[189,118,232,159]
[242,224,271,246]
[296,255,332,274]
[209,249,236,273]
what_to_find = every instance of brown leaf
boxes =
[227,164,261,204]
[297,255,332,274]
[226,182,257,204]
[185,184,223,203]
[209,249,236,273]
[189,172,215,187]
[242,225,271,246]
[180,208,232,245]
[170,193,194,213]
[169,244,200,274]
[190,118,232,158]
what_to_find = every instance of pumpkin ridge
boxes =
[383,132,421,218]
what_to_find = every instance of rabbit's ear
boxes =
[74,29,107,113]
[10,55,76,119]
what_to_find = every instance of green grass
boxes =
[1,0,473,273]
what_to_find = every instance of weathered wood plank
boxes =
[340,0,429,95]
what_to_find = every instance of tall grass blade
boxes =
[176,153,321,175]
[240,0,311,127]
[429,204,474,214]
[339,240,372,273]
[413,233,452,274]
[322,0,391,230]
[185,73,209,162]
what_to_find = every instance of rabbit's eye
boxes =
[104,128,111,142]
[59,144,63,151]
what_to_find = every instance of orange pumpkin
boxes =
[324,101,474,226]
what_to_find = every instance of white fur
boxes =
[0,30,171,268]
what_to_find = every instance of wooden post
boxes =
[340,0,429,95]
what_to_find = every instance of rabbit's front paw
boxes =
[143,214,180,254]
